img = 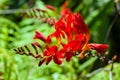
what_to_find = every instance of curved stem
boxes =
[104,14,118,43]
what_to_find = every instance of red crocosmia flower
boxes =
[34,5,109,66]
[38,45,62,66]
[87,43,109,54]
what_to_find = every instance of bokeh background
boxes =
[0,0,120,80]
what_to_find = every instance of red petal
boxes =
[33,31,46,42]
[50,46,58,53]
[55,17,65,30]
[43,49,48,56]
[65,51,73,62]
[72,15,84,34]
[46,35,51,44]
[53,55,62,64]
[47,46,58,56]
[51,31,60,38]
[77,13,90,41]
[46,56,52,65]
[88,43,109,53]
[56,49,65,58]
[72,13,90,41]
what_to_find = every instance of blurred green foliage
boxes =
[0,0,120,80]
